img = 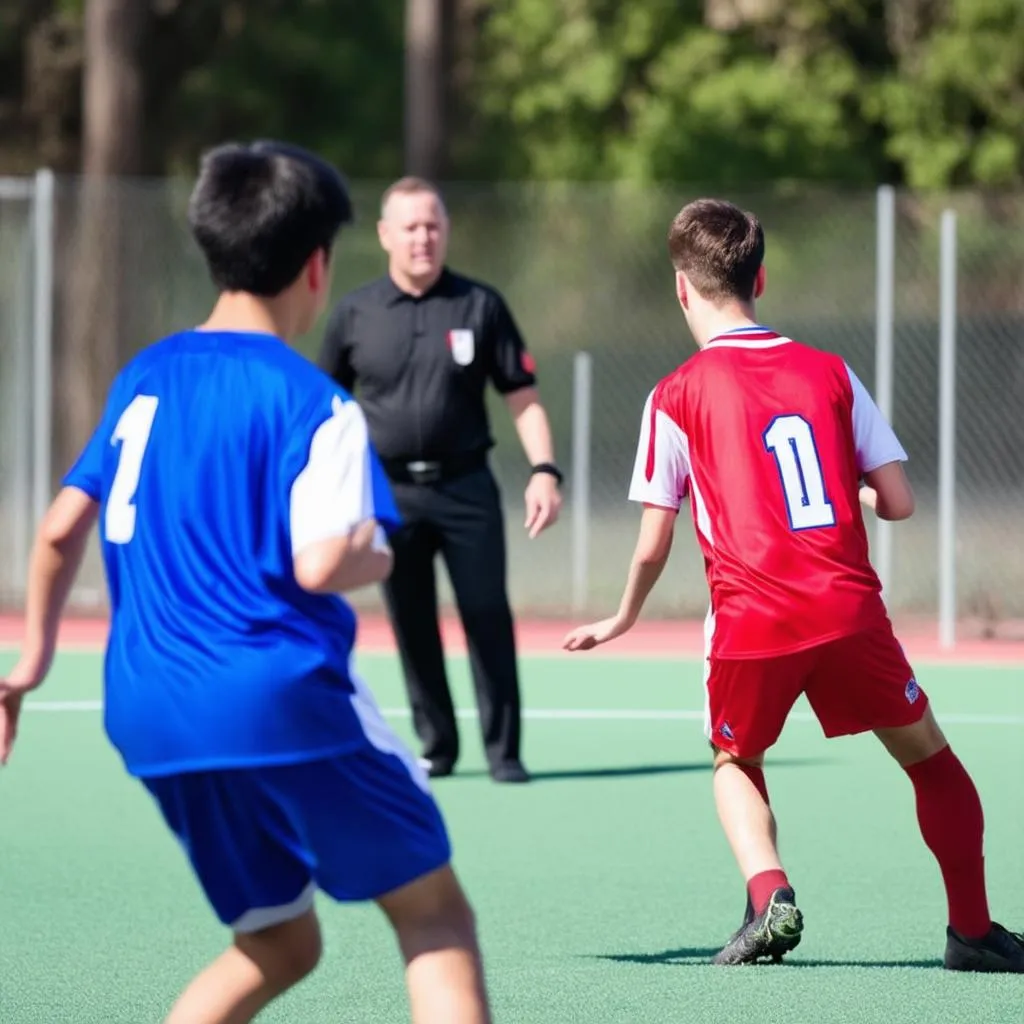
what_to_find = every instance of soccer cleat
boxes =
[712,886,804,966]
[944,923,1024,973]
[723,893,756,948]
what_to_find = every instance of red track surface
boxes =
[1,613,1023,664]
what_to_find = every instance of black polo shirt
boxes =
[317,268,538,463]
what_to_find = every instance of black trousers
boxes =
[382,465,521,768]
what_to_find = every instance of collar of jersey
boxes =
[705,325,791,349]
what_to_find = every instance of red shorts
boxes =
[704,624,928,759]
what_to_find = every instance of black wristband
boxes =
[530,462,563,486]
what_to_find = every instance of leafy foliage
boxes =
[3,0,1024,189]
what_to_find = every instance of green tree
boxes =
[876,0,1024,188]
[467,0,893,186]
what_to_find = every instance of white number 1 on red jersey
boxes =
[762,414,836,531]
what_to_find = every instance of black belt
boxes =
[382,452,487,485]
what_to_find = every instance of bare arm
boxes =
[1,487,97,764]
[504,386,555,465]
[293,519,393,594]
[563,506,677,650]
[8,488,97,689]
[505,386,562,538]
[860,461,915,521]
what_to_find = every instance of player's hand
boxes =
[0,662,43,766]
[524,473,562,539]
[562,615,631,652]
[0,692,25,766]
[859,485,878,511]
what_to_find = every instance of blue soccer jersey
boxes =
[63,329,402,778]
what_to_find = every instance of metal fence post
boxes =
[938,210,958,649]
[32,167,55,529]
[12,180,35,585]
[874,185,896,597]
[571,351,592,615]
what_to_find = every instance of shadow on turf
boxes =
[596,947,944,969]
[443,757,831,782]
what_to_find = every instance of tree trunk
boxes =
[57,0,145,474]
[404,0,450,179]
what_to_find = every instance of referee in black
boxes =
[318,177,562,784]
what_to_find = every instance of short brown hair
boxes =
[380,176,446,217]
[667,199,764,304]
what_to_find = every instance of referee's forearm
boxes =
[506,388,555,463]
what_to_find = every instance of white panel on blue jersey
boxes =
[289,396,378,555]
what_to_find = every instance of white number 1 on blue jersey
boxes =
[106,394,159,544]
[762,414,836,531]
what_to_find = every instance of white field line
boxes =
[21,702,1024,726]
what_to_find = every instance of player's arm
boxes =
[290,395,398,595]
[0,487,97,764]
[860,462,915,521]
[564,389,688,651]
[846,365,915,521]
[294,520,393,595]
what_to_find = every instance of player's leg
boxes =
[164,911,322,1024]
[382,502,459,773]
[293,724,492,1022]
[807,626,1023,972]
[704,652,813,964]
[877,709,1023,972]
[436,468,525,781]
[712,748,783,904]
[377,865,491,1024]
[141,771,325,1023]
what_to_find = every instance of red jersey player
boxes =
[563,198,1023,972]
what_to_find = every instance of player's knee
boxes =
[710,744,765,771]
[875,706,949,768]
[380,866,479,952]
[236,911,323,992]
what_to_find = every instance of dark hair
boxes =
[667,199,765,304]
[188,140,354,297]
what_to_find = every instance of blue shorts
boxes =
[142,745,451,933]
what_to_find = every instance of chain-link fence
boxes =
[0,175,1021,634]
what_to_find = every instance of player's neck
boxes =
[198,293,301,343]
[693,303,760,349]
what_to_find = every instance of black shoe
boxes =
[945,923,1024,973]
[418,757,455,779]
[712,887,804,966]
[489,760,531,784]
[724,893,756,947]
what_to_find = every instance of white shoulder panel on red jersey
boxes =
[845,364,908,472]
[628,389,691,509]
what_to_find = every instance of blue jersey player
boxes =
[0,141,493,1024]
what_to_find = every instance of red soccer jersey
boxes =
[628,326,908,659]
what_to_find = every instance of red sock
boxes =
[904,746,991,939]
[748,869,790,915]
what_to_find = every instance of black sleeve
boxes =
[317,300,356,392]
[487,290,538,394]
